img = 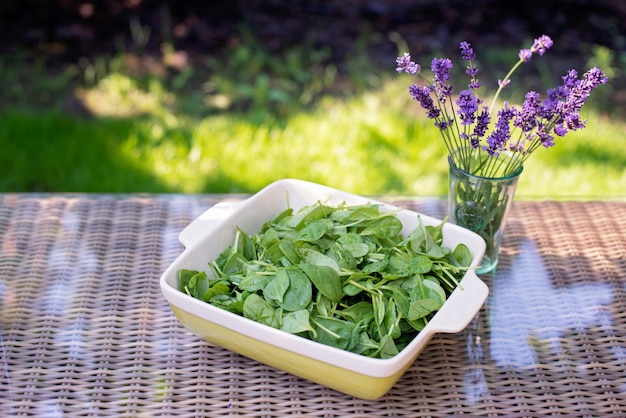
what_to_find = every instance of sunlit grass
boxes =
[2,74,625,198]
[183,81,449,195]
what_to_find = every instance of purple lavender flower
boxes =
[554,124,568,136]
[459,41,481,88]
[498,79,511,89]
[435,118,453,131]
[516,35,552,65]
[514,91,541,132]
[555,111,586,136]
[460,41,475,61]
[432,58,453,80]
[469,79,482,89]
[565,67,608,114]
[471,107,491,148]
[466,66,479,77]
[485,105,517,156]
[562,69,579,89]
[585,67,609,86]
[519,49,532,62]
[456,90,481,126]
[548,67,608,136]
[396,53,420,74]
[538,130,555,147]
[432,58,454,101]
[531,35,553,56]
[543,70,579,115]
[565,111,585,131]
[543,85,567,118]
[409,84,440,119]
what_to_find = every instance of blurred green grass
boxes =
[1,29,625,198]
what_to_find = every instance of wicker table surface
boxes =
[1,194,625,417]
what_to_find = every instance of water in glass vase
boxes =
[448,149,523,274]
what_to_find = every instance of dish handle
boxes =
[429,271,489,333]
[179,201,243,248]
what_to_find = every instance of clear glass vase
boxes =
[448,149,523,274]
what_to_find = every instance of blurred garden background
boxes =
[0,0,624,197]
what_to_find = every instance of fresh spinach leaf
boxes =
[300,262,343,303]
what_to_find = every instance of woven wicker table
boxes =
[1,194,625,417]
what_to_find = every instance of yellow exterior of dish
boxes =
[170,305,411,400]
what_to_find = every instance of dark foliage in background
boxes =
[1,0,624,68]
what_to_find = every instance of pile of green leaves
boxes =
[179,202,472,359]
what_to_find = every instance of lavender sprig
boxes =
[460,41,481,89]
[519,67,608,161]
[489,35,554,114]
[431,58,454,102]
